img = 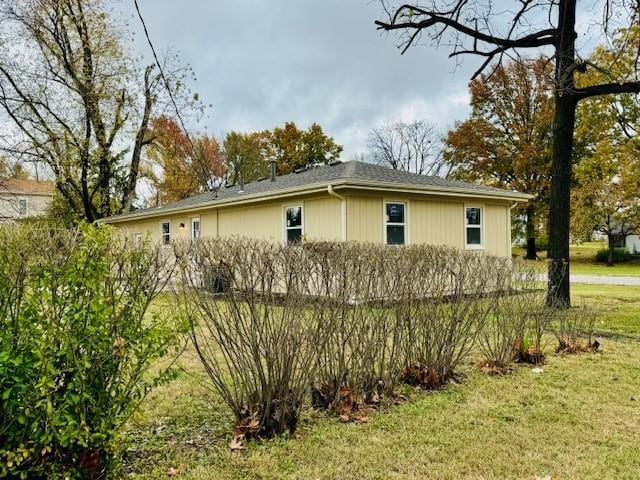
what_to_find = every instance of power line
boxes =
[132,0,195,150]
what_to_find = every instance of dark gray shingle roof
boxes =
[105,161,529,222]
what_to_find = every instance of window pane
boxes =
[286,206,302,227]
[466,207,481,226]
[162,235,170,245]
[192,220,200,239]
[162,222,170,234]
[386,203,404,224]
[466,227,481,245]
[287,228,302,244]
[18,199,27,216]
[386,225,405,245]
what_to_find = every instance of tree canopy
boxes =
[444,57,555,259]
[145,116,224,205]
[0,0,194,221]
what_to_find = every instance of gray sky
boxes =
[119,1,604,159]
[119,1,480,158]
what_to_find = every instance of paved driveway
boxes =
[569,274,640,286]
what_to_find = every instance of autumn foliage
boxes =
[146,115,225,204]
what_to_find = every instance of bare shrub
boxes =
[475,261,550,371]
[553,303,598,353]
[305,243,405,418]
[399,249,508,388]
[177,238,334,440]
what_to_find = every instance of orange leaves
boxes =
[147,115,224,203]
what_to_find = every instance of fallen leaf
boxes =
[167,466,179,476]
[230,434,246,451]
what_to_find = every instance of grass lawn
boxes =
[122,285,640,479]
[513,241,640,277]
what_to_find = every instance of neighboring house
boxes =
[626,235,640,255]
[102,161,531,258]
[0,178,53,221]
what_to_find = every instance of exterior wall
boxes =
[111,190,514,258]
[304,196,342,241]
[342,190,511,257]
[0,193,52,220]
[346,195,383,242]
[113,193,343,244]
[409,197,465,250]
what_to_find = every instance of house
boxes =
[102,161,531,257]
[0,178,54,221]
[626,235,640,255]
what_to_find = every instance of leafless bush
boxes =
[176,238,334,440]
[399,248,510,388]
[477,261,551,372]
[304,243,405,419]
[177,238,562,436]
[552,303,598,353]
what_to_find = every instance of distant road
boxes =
[570,274,640,286]
[535,273,640,286]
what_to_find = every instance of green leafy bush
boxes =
[0,223,180,479]
[595,248,628,263]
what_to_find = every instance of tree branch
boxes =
[574,81,640,100]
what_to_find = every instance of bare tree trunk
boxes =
[607,234,615,266]
[547,0,577,308]
[547,96,576,307]
[525,205,537,260]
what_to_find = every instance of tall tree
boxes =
[368,120,446,176]
[444,57,555,260]
[571,29,640,264]
[222,131,270,185]
[222,122,343,183]
[572,150,639,265]
[376,0,640,307]
[0,0,190,221]
[145,116,225,204]
[267,121,343,175]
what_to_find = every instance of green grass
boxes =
[122,285,640,479]
[513,241,640,277]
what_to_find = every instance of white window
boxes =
[191,217,201,240]
[134,233,142,245]
[18,198,27,216]
[465,206,483,248]
[385,202,406,245]
[161,221,171,245]
[284,205,303,244]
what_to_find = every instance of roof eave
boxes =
[101,179,531,224]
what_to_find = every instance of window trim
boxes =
[283,204,304,244]
[17,197,28,217]
[160,220,171,245]
[383,200,408,245]
[464,204,484,250]
[191,216,201,240]
[134,233,143,245]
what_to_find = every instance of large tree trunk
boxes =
[547,0,577,308]
[607,234,615,266]
[547,95,576,307]
[525,205,537,260]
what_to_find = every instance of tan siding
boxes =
[304,196,342,241]
[218,203,281,240]
[200,210,218,238]
[347,195,382,242]
[409,199,464,249]
[484,204,509,257]
[109,190,514,258]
